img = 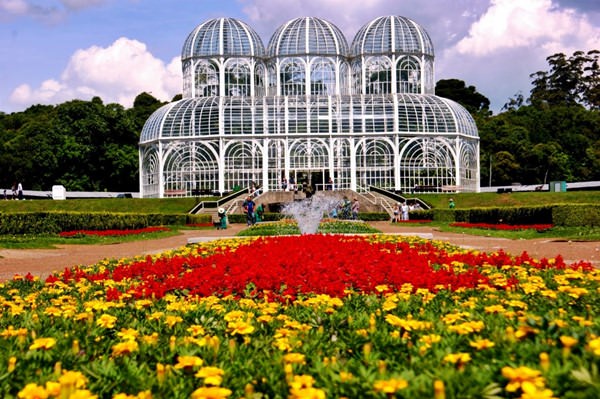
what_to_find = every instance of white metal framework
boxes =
[140,16,480,197]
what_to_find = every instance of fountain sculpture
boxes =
[281,192,341,234]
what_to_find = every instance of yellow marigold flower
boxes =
[469,338,496,350]
[289,375,316,390]
[8,356,16,372]
[257,315,273,323]
[187,325,206,336]
[375,284,389,292]
[117,328,139,342]
[227,319,255,335]
[447,321,485,335]
[443,352,471,365]
[419,334,442,345]
[112,341,139,356]
[17,383,48,399]
[339,371,353,382]
[96,314,117,329]
[44,381,60,396]
[382,300,397,311]
[289,387,326,399]
[195,366,225,386]
[141,333,159,345]
[164,315,183,328]
[434,380,446,399]
[572,316,593,327]
[283,353,306,365]
[59,370,88,389]
[373,377,408,393]
[190,386,232,399]
[515,325,539,340]
[223,310,247,322]
[560,336,578,348]
[174,355,203,370]
[29,337,57,350]
[520,380,557,399]
[501,366,545,392]
[588,337,600,356]
[66,390,97,399]
[484,304,506,314]
[539,352,550,371]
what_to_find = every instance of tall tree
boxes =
[435,79,490,113]
[529,50,600,109]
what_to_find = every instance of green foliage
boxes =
[0,212,186,234]
[435,78,490,113]
[552,204,600,227]
[237,220,381,236]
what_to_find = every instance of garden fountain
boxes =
[281,191,341,234]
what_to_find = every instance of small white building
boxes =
[139,16,479,198]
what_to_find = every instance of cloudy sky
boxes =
[1,0,598,114]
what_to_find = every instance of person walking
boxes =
[17,182,23,200]
[351,198,360,220]
[243,196,256,226]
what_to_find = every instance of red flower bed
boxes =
[185,223,214,227]
[449,222,553,231]
[49,234,591,302]
[59,226,170,238]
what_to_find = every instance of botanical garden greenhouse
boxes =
[139,15,480,198]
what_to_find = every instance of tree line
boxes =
[0,50,598,192]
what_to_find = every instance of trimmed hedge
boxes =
[552,204,600,227]
[432,204,597,227]
[0,212,188,235]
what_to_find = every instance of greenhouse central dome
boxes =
[139,15,480,198]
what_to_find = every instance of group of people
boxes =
[329,196,360,220]
[3,182,23,200]
[392,201,423,222]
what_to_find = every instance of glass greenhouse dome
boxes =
[139,16,479,198]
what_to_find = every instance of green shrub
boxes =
[552,204,600,226]
[0,212,187,234]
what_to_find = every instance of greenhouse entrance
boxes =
[291,170,326,192]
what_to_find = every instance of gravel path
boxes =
[0,222,597,281]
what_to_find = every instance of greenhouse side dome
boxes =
[351,15,434,57]
[267,17,349,57]
[181,17,265,60]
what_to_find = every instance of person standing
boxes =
[17,182,23,200]
[255,203,264,222]
[351,198,360,220]
[401,201,409,221]
[448,198,456,209]
[392,203,400,222]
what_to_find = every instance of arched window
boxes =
[225,59,251,97]
[310,57,336,95]
[280,58,306,95]
[365,57,392,95]
[396,57,420,94]
[195,61,220,97]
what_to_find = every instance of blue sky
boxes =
[1,0,598,114]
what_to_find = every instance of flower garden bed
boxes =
[1,233,598,398]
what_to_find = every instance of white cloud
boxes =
[454,0,600,56]
[9,37,182,108]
